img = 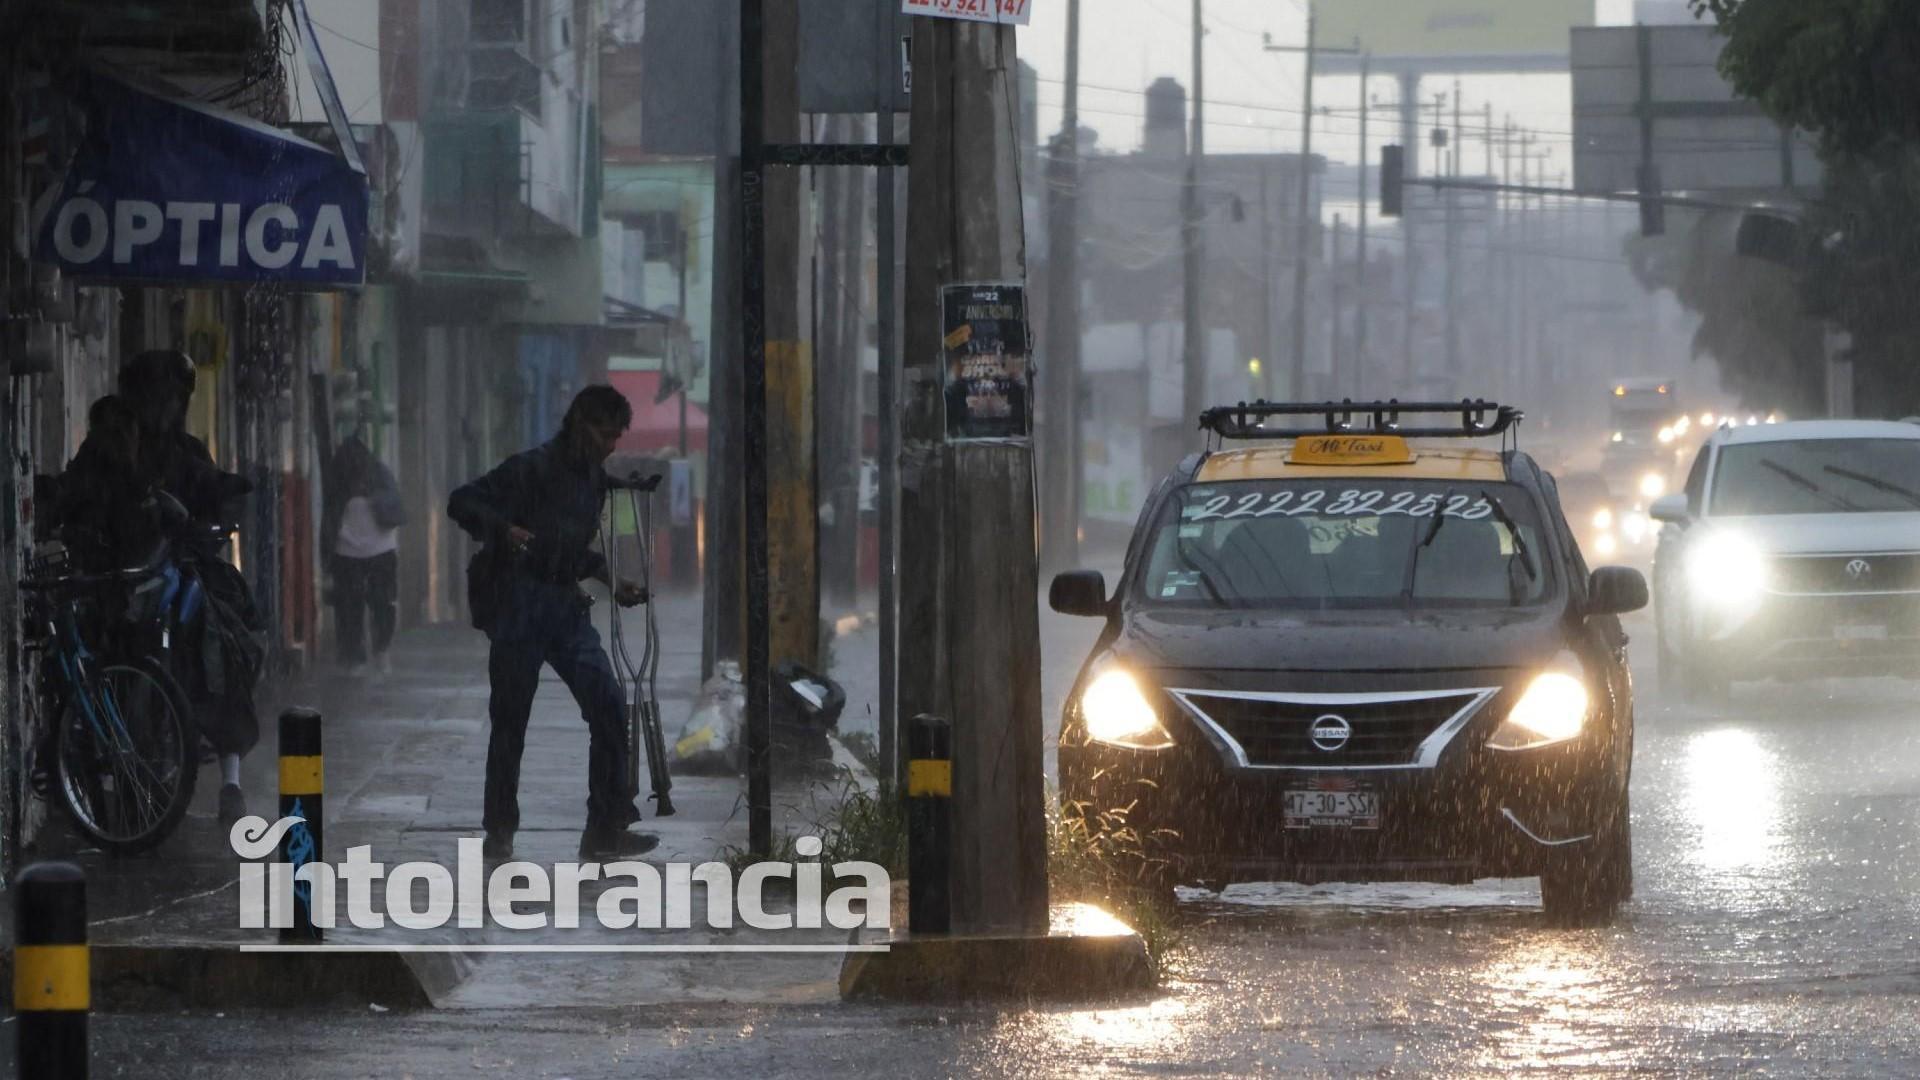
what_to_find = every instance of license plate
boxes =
[1835,624,1889,641]
[1284,789,1380,830]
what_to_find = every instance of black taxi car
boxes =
[1051,401,1649,925]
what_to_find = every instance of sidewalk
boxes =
[6,589,876,1009]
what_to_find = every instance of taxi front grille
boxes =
[1169,688,1497,770]
[1768,553,1920,595]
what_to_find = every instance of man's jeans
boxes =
[482,580,639,835]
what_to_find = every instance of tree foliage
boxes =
[1688,0,1920,415]
[1692,0,1920,156]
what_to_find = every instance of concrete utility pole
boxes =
[899,16,1048,935]
[1039,0,1082,572]
[1289,13,1315,400]
[1353,53,1370,396]
[1181,0,1207,434]
[819,113,865,610]
[1268,9,1357,398]
[1443,84,1451,380]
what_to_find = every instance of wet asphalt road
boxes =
[63,611,1920,1077]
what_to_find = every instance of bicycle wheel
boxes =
[54,658,198,854]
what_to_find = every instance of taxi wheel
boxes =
[1540,799,1631,928]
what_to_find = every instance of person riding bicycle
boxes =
[116,349,265,828]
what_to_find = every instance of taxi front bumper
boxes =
[1059,725,1622,887]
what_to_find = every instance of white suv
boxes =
[1650,420,1920,697]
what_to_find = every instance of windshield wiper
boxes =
[1821,464,1920,508]
[1758,458,1864,512]
[1478,489,1540,597]
[1401,489,1457,604]
[1173,537,1231,605]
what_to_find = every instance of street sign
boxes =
[800,0,914,113]
[1571,25,1822,195]
[902,0,1032,27]
[940,282,1031,441]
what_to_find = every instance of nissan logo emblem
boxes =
[1846,558,1874,581]
[1310,714,1352,752]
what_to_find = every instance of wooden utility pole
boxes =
[875,6,904,794]
[763,0,816,677]
[1180,0,1207,436]
[1039,0,1082,572]
[739,0,809,856]
[703,4,743,682]
[900,15,1048,935]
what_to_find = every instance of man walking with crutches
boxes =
[448,385,657,861]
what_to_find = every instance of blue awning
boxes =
[33,73,369,288]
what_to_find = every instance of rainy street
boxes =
[77,604,1920,1077]
[12,0,1920,1075]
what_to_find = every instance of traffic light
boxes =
[1380,144,1405,218]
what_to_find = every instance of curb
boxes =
[838,903,1156,1002]
[0,944,437,1012]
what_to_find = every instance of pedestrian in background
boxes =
[325,433,404,675]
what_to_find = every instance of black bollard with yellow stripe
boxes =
[906,714,952,934]
[278,707,324,942]
[15,860,88,1079]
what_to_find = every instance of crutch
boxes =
[602,470,674,816]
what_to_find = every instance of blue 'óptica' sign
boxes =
[35,74,369,288]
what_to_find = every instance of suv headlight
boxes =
[1488,667,1590,751]
[1687,530,1766,611]
[1077,667,1174,751]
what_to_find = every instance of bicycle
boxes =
[21,546,199,854]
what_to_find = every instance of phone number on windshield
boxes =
[1185,489,1495,522]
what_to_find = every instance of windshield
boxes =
[1138,481,1554,611]
[1710,439,1920,516]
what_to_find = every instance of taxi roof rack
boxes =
[1199,398,1523,441]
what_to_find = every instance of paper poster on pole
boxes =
[901,0,1032,27]
[941,282,1031,441]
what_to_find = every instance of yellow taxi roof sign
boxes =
[1285,434,1416,467]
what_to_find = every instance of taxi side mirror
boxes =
[1588,566,1649,616]
[1648,494,1689,524]
[1049,570,1109,617]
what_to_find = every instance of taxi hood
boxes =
[1112,605,1567,675]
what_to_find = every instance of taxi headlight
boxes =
[1488,671,1589,751]
[1591,508,1613,531]
[1687,530,1766,609]
[1592,532,1618,558]
[1079,668,1174,750]
[1638,472,1667,499]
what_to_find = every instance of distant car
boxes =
[1651,420,1920,698]
[1558,471,1636,562]
[1051,400,1649,926]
